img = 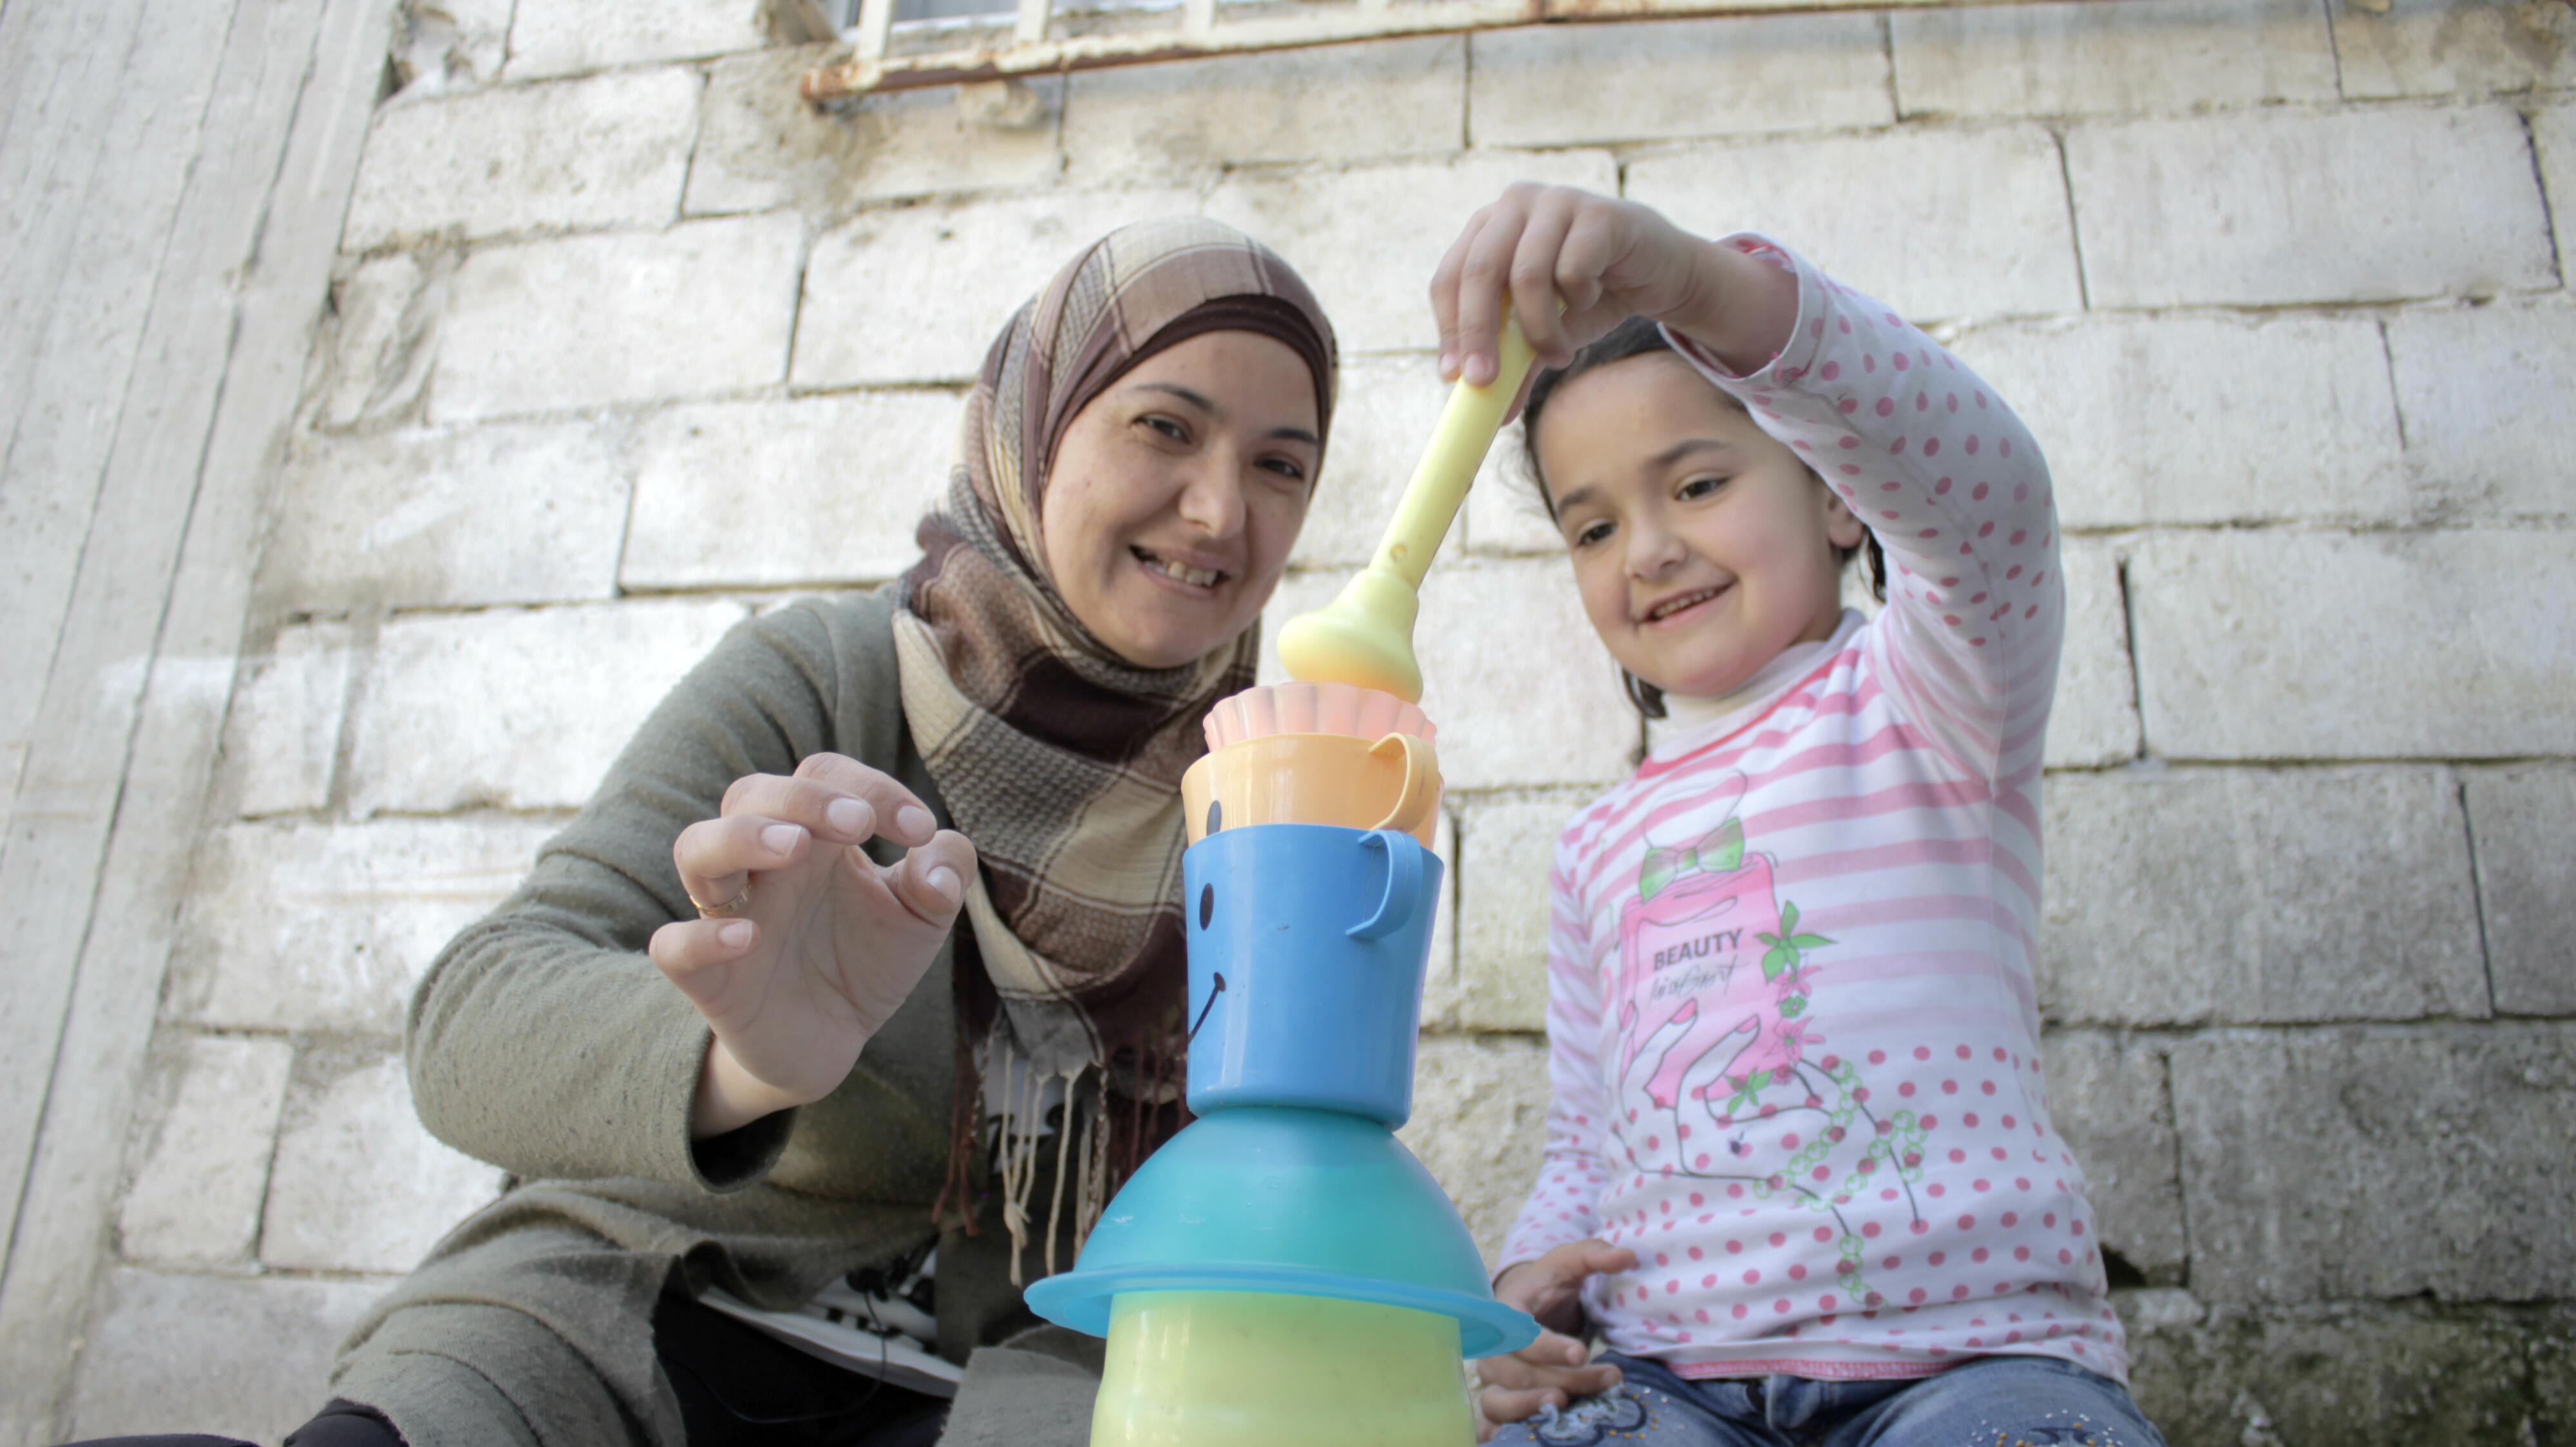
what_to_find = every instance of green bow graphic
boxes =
[1638,817,1747,901]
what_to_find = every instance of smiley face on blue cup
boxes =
[1181,823,1443,1126]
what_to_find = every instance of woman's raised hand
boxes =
[1470,1238,1638,1441]
[1430,184,1798,399]
[649,754,976,1138]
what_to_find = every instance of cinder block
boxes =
[433,214,804,421]
[2173,1023,2576,1303]
[1,743,23,838]
[346,598,752,816]
[2069,104,2555,309]
[1464,417,1562,557]
[1298,354,1524,571]
[1446,794,1591,1035]
[2539,1307,2576,1442]
[393,0,513,93]
[1625,126,2081,323]
[1254,574,1604,825]
[2040,768,2486,1026]
[343,69,698,251]
[1416,810,1466,1032]
[117,1035,294,1267]
[222,622,354,817]
[2125,1300,2537,1447]
[1254,567,1350,685]
[2333,0,2576,99]
[2541,106,2576,271]
[62,1269,392,1444]
[793,189,1199,389]
[1891,0,2336,120]
[317,250,444,430]
[2049,540,2139,770]
[689,51,1062,216]
[622,394,959,591]
[1470,15,1889,148]
[2465,766,2576,1017]
[1203,151,1620,356]
[1952,312,2407,529]
[2386,299,2576,520]
[2036,1030,2183,1283]
[263,421,630,610]
[1418,558,1642,791]
[1399,1034,1551,1267]
[507,0,769,80]
[262,1051,507,1275]
[166,818,561,1036]
[2126,530,2576,759]
[1066,37,1463,184]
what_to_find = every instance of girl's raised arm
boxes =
[1667,239,2063,780]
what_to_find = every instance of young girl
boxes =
[1430,187,2164,1447]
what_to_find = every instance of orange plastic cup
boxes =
[1182,732,1441,847]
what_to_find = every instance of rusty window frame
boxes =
[799,0,2110,100]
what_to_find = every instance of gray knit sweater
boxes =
[333,589,1100,1447]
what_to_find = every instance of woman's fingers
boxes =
[647,914,757,1007]
[672,811,810,913]
[791,753,939,844]
[880,828,975,928]
[715,755,936,849]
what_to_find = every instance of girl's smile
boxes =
[1535,350,1864,701]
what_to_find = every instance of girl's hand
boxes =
[1470,1239,1638,1441]
[1429,184,1797,402]
[648,753,975,1138]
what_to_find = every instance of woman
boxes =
[78,216,1336,1447]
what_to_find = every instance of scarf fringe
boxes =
[932,1007,1184,1287]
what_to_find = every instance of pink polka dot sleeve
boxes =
[1667,237,2064,782]
[1497,837,1616,1275]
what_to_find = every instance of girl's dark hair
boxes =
[1518,316,1888,721]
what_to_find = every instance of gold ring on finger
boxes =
[693,887,752,920]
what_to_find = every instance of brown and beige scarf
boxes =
[893,217,1336,1272]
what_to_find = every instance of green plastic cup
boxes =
[1092,1289,1475,1447]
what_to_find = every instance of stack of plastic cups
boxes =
[1025,681,1539,1446]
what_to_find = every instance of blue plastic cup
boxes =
[1180,824,1441,1125]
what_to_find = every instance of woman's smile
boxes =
[1130,545,1228,592]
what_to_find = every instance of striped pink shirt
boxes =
[1497,240,2128,1384]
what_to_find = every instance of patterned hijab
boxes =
[893,217,1336,1263]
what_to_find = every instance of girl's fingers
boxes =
[1576,1242,1641,1277]
[1448,191,1543,385]
[1553,203,1635,340]
[1430,208,1493,378]
[1474,1384,1566,1428]
[1507,192,1582,365]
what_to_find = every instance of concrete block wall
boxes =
[68,0,2574,1439]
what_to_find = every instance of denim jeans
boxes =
[1487,1351,2167,1447]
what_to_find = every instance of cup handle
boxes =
[1365,732,1439,838]
[1348,829,1426,941]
